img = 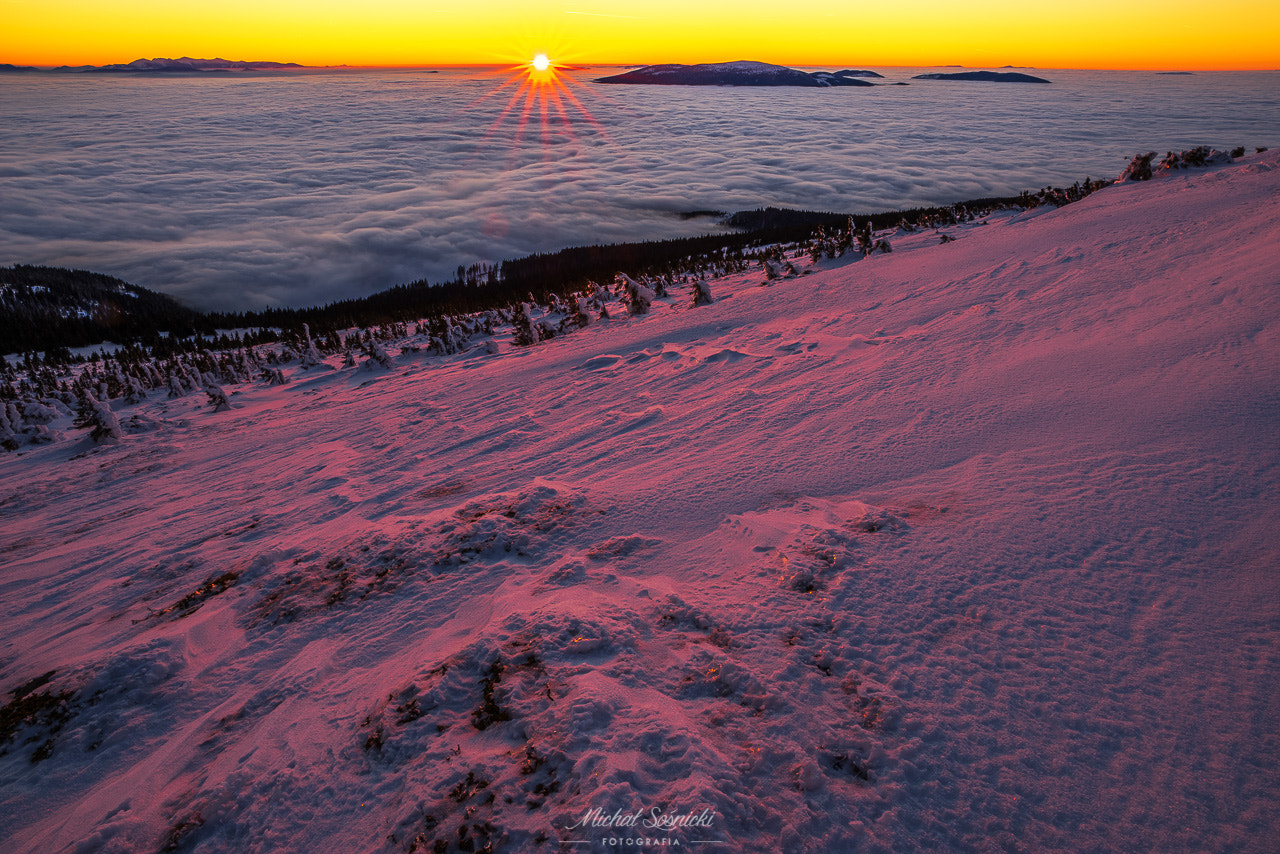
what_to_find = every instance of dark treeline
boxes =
[0,266,203,354]
[204,223,851,336]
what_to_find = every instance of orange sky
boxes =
[6,1,1279,70]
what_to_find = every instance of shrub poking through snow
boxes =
[1120,147,1233,182]
[0,672,76,763]
[1158,146,1232,171]
[471,659,510,730]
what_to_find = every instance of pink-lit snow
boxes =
[2,151,1278,853]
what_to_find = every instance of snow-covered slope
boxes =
[2,152,1279,853]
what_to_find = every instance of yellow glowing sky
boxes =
[6,0,1279,70]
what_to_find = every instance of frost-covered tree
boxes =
[299,323,324,369]
[124,376,147,405]
[511,302,539,347]
[364,340,394,369]
[570,297,593,329]
[0,405,18,451]
[75,392,122,444]
[262,367,288,385]
[690,279,714,307]
[1117,151,1156,182]
[615,274,654,316]
[205,382,231,412]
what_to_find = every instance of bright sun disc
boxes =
[532,54,550,72]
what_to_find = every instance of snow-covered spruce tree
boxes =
[261,366,288,385]
[0,406,18,451]
[124,376,147,405]
[615,273,654,316]
[427,315,470,355]
[299,323,324,369]
[75,391,123,444]
[690,279,714,307]
[511,303,539,347]
[564,296,593,331]
[364,340,394,369]
[205,382,231,412]
[1117,151,1156,182]
[855,221,875,257]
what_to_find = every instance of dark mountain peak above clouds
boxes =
[0,64,40,73]
[597,60,875,87]
[912,70,1051,83]
[54,57,304,74]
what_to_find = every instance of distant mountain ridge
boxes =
[52,57,303,73]
[912,70,1050,83]
[597,61,878,87]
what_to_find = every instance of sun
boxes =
[464,49,608,161]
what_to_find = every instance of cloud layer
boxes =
[1,68,1275,311]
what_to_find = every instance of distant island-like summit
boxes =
[597,61,881,87]
[50,57,303,73]
[912,70,1050,83]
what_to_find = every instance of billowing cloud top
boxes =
[0,68,1274,311]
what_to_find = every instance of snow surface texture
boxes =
[2,152,1280,853]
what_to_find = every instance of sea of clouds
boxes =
[1,67,1276,311]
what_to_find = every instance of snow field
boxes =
[2,150,1279,852]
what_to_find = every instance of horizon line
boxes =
[6,58,1280,74]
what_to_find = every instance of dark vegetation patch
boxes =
[138,571,241,622]
[158,811,205,853]
[0,670,77,763]
[471,660,511,731]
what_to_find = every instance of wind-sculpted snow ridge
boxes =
[2,149,1280,852]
